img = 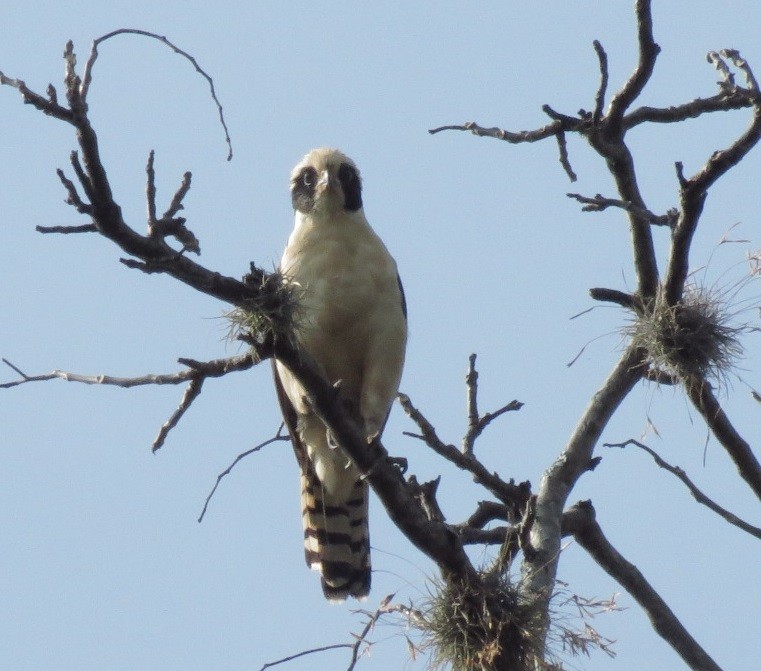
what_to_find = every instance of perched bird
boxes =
[273,148,407,601]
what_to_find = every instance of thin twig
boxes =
[588,287,640,311]
[152,378,203,452]
[144,152,199,253]
[80,28,233,160]
[399,392,530,510]
[55,166,92,214]
[464,354,479,454]
[198,425,290,522]
[461,354,523,455]
[1,353,255,390]
[566,192,676,227]
[68,151,96,207]
[605,439,761,540]
[260,593,407,671]
[36,224,97,234]
[163,171,192,220]
[428,119,566,142]
[0,70,73,121]
[592,40,609,123]
[555,130,577,182]
[146,150,158,225]
[258,644,353,671]
[2,354,258,452]
[430,119,581,180]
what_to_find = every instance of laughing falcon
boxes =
[273,148,407,601]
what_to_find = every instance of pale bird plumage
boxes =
[273,148,407,601]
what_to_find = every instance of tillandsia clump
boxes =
[417,573,538,671]
[226,264,303,351]
[628,282,745,389]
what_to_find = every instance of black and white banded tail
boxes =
[300,468,370,601]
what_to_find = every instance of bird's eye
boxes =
[300,167,317,188]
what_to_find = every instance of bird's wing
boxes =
[271,359,308,473]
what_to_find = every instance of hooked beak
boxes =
[315,169,337,196]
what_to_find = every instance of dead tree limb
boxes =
[565,501,723,671]
[685,381,761,500]
[519,344,645,637]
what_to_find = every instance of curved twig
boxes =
[605,439,761,539]
[198,426,290,522]
[80,28,233,160]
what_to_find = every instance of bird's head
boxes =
[290,147,363,215]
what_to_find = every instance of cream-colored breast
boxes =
[281,210,402,395]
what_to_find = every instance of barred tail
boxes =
[301,470,370,601]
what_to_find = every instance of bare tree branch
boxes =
[258,644,353,671]
[624,89,757,128]
[664,50,761,306]
[54,163,93,215]
[429,115,580,182]
[398,391,530,513]
[464,353,480,454]
[592,39,608,124]
[259,594,425,671]
[1,353,255,390]
[565,501,723,671]
[457,526,514,547]
[520,344,645,639]
[36,223,97,234]
[145,151,199,254]
[606,0,660,122]
[198,426,290,523]
[566,192,677,228]
[0,70,73,121]
[606,439,761,539]
[0,41,250,308]
[429,13,758,663]
[2,354,258,452]
[80,28,233,160]
[431,9,663,298]
[273,343,480,585]
[588,287,641,311]
[685,380,761,501]
[152,378,203,452]
[428,119,567,144]
[464,500,512,529]
[554,130,577,182]
[462,353,523,455]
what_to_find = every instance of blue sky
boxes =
[2,2,760,670]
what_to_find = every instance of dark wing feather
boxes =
[271,360,308,472]
[396,273,407,320]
